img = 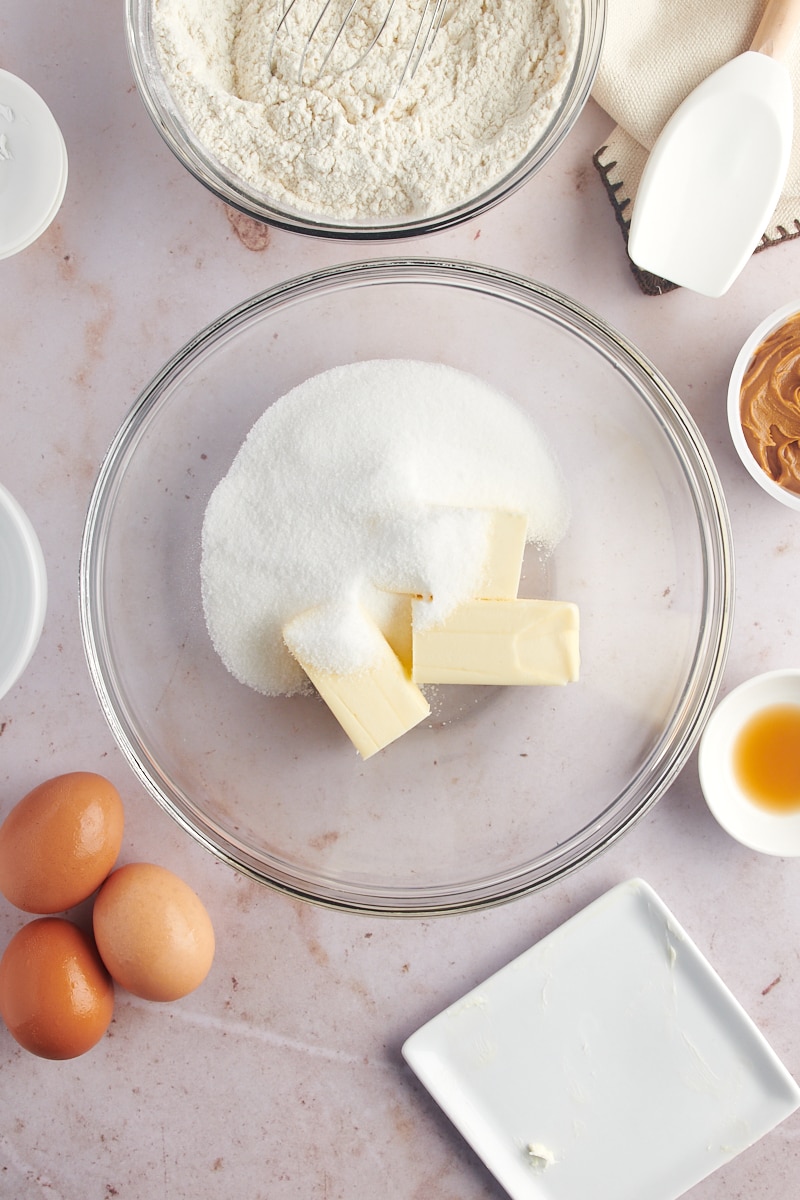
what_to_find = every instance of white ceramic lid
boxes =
[0,483,47,699]
[0,68,68,259]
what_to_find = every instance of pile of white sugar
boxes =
[152,0,578,220]
[200,359,569,695]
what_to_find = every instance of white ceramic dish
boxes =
[0,69,68,260]
[402,878,800,1200]
[727,301,800,512]
[0,483,47,699]
[698,668,800,855]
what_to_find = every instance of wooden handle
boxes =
[750,0,800,59]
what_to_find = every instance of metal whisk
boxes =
[269,0,449,91]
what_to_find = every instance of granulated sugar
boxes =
[153,0,578,220]
[200,359,569,695]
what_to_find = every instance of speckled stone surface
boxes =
[1,6,799,1199]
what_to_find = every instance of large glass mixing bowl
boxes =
[80,260,733,915]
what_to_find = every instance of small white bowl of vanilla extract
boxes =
[699,669,800,855]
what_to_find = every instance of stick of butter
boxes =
[284,612,430,759]
[480,510,528,599]
[411,598,580,686]
[376,508,527,661]
[376,591,414,675]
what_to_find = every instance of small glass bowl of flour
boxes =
[126,0,605,238]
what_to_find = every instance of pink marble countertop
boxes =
[2,7,800,1199]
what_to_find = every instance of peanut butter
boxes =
[740,312,800,496]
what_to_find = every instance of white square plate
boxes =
[402,879,800,1200]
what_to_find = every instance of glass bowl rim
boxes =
[79,257,734,916]
[124,0,608,241]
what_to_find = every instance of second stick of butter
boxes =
[412,598,580,686]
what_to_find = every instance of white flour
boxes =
[153,0,578,220]
[200,360,569,695]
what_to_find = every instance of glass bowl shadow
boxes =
[80,259,733,915]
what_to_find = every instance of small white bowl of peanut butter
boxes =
[728,302,800,511]
[699,669,800,856]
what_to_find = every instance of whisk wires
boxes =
[269,0,449,91]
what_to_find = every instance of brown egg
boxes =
[93,863,215,1002]
[0,772,124,913]
[0,917,114,1059]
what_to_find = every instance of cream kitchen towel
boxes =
[592,0,800,293]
